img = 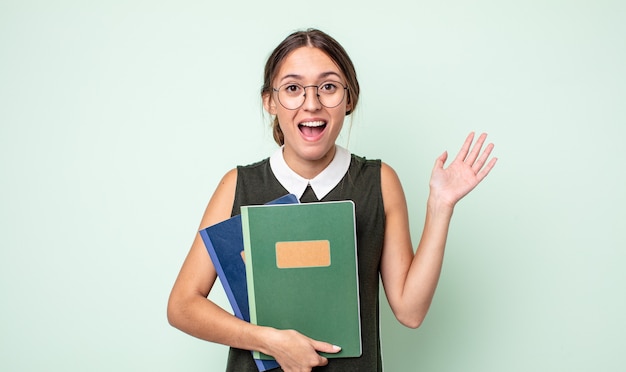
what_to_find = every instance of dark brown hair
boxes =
[261,29,360,146]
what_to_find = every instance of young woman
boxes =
[167,28,497,372]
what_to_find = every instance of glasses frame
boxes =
[272,80,349,110]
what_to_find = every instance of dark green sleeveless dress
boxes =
[226,154,385,372]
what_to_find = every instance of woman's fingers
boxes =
[476,156,498,182]
[471,141,495,174]
[455,132,495,176]
[454,131,476,163]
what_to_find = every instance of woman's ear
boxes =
[344,91,353,115]
[263,93,277,115]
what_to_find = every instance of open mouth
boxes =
[298,121,327,138]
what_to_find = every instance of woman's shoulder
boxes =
[237,157,271,170]
[350,152,382,168]
[348,153,403,195]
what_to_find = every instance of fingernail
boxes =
[332,345,341,351]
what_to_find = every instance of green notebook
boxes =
[241,201,362,360]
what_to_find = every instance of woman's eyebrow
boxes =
[279,73,303,82]
[279,71,342,83]
[319,71,341,80]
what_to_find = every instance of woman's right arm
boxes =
[166,169,339,371]
[167,169,255,345]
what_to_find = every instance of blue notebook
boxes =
[199,194,299,371]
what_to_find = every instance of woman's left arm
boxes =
[380,132,497,328]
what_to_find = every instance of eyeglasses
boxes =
[272,80,348,110]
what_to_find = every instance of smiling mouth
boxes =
[299,121,327,137]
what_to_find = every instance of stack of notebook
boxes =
[199,194,361,371]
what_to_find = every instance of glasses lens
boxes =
[318,81,345,108]
[277,84,304,110]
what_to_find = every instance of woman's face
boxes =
[264,46,351,171]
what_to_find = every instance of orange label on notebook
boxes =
[275,240,331,269]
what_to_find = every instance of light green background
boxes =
[1,1,624,371]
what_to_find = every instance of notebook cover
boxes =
[241,201,361,360]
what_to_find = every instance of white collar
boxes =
[269,145,351,200]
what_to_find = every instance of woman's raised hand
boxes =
[428,132,497,208]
